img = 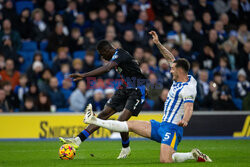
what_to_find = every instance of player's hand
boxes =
[149,31,160,44]
[69,73,84,81]
[177,119,188,127]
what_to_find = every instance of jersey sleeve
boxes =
[181,86,197,103]
[111,50,124,65]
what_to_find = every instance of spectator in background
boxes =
[121,30,136,55]
[237,23,250,45]
[69,28,84,54]
[0,19,22,61]
[189,21,206,53]
[227,0,244,30]
[152,19,166,43]
[37,68,53,93]
[14,74,29,103]
[153,88,169,111]
[71,13,90,35]
[24,82,39,105]
[48,77,66,109]
[181,9,195,34]
[2,81,19,111]
[106,1,119,23]
[63,0,78,27]
[52,47,72,74]
[167,21,186,47]
[43,0,56,31]
[140,62,150,78]
[55,63,72,88]
[82,50,96,72]
[133,47,144,64]
[72,58,83,73]
[202,12,213,34]
[158,58,172,88]
[213,0,230,15]
[37,92,51,111]
[86,89,106,111]
[214,21,227,44]
[190,61,200,80]
[0,59,20,90]
[31,8,50,42]
[197,70,210,110]
[69,80,87,112]
[84,28,97,50]
[93,8,109,40]
[114,11,133,37]
[0,54,5,71]
[0,89,11,112]
[170,1,181,20]
[27,61,44,83]
[207,29,220,56]
[200,45,217,70]
[194,0,217,20]
[236,69,250,99]
[105,25,117,42]
[147,73,162,102]
[17,9,33,40]
[60,78,73,105]
[20,96,36,112]
[104,88,115,101]
[239,42,250,70]
[134,19,149,47]
[2,0,18,25]
[223,30,240,55]
[47,23,69,52]
[179,39,197,63]
[54,14,69,35]
[213,57,231,81]
[219,13,230,33]
[162,12,174,33]
[220,42,236,71]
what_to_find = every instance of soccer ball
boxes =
[59,144,76,160]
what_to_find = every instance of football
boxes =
[59,144,76,160]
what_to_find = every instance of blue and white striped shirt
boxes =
[162,75,197,124]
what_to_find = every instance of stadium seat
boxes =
[41,51,52,67]
[40,41,48,51]
[146,99,155,109]
[225,80,237,97]
[18,51,34,72]
[57,108,72,112]
[73,50,86,59]
[230,71,238,81]
[15,1,34,15]
[21,41,37,51]
[232,98,243,110]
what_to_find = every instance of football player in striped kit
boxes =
[83,31,212,163]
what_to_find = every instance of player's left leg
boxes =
[116,109,132,159]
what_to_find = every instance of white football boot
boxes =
[117,146,131,159]
[83,104,96,124]
[191,148,212,162]
[59,137,80,149]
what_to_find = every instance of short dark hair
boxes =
[96,40,112,51]
[173,58,190,73]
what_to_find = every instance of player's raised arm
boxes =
[178,102,194,127]
[149,31,175,63]
[70,61,117,81]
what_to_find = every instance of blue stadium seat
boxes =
[15,1,34,15]
[146,99,155,109]
[225,80,237,98]
[40,41,48,51]
[57,108,72,112]
[230,71,238,81]
[18,51,34,72]
[21,41,37,51]
[73,50,86,59]
[41,51,52,67]
[233,98,243,110]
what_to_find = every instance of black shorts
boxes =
[106,88,145,116]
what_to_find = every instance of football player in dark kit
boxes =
[59,40,147,159]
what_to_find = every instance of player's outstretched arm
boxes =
[177,102,194,127]
[70,61,117,81]
[149,31,175,63]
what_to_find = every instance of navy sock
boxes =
[122,139,130,148]
[78,129,90,142]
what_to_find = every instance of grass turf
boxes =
[0,139,249,167]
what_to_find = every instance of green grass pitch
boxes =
[0,139,249,167]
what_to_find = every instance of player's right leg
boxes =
[84,104,152,138]
[59,105,116,149]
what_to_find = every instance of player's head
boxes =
[96,40,115,61]
[171,58,190,81]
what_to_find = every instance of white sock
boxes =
[74,136,82,146]
[172,152,194,162]
[93,118,129,132]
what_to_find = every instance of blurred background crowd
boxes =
[0,0,250,112]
